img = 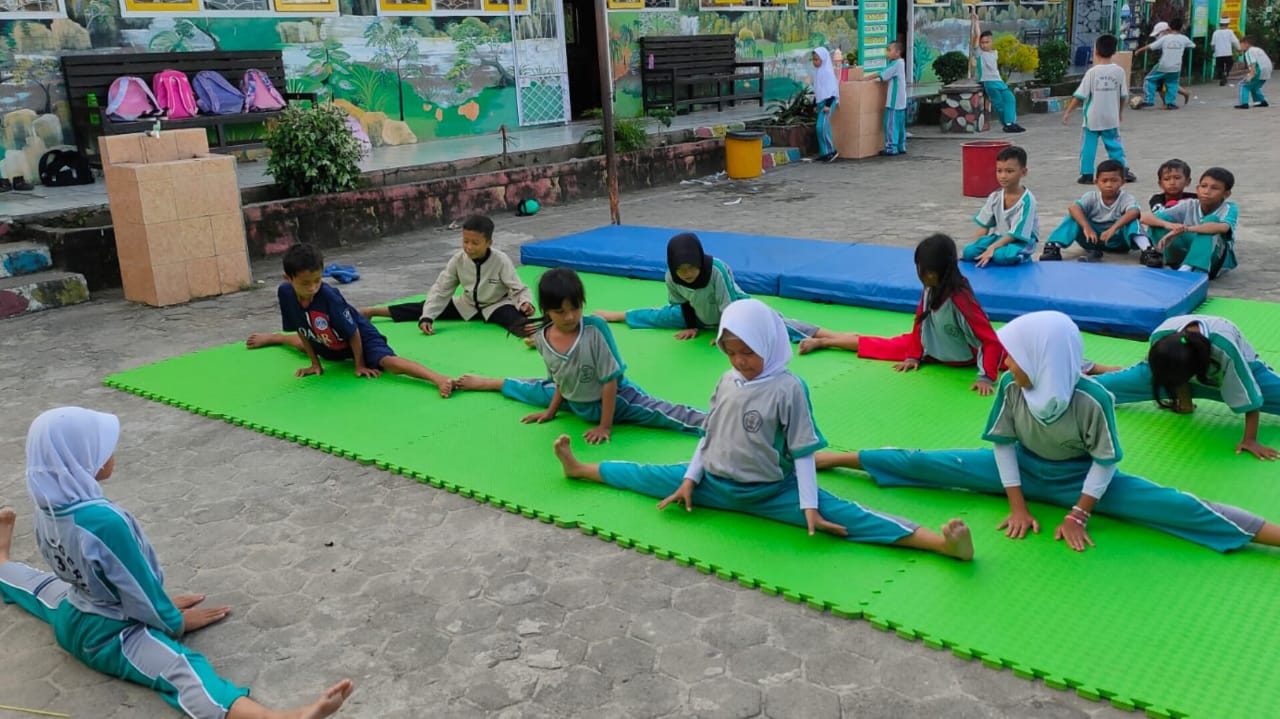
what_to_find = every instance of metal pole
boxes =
[593,0,621,225]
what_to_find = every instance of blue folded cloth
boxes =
[323,263,360,284]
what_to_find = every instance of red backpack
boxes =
[152,69,199,120]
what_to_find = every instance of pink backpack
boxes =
[152,69,199,120]
[241,69,286,112]
[105,76,161,122]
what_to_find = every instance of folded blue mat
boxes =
[779,244,1208,337]
[519,225,854,296]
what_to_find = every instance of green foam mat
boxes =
[105,269,1280,718]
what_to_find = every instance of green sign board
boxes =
[858,0,896,72]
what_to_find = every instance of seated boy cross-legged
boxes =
[962,145,1039,268]
[1041,160,1153,264]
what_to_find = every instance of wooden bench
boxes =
[62,50,317,165]
[639,35,764,114]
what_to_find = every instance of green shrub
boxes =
[767,87,817,126]
[580,108,651,154]
[1035,39,1070,85]
[932,51,970,86]
[264,104,363,198]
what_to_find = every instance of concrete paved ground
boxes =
[1,83,1275,718]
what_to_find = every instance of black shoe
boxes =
[1260,101,1271,107]
[1003,124,1026,133]
[1040,243,1063,261]
[0,178,10,193]
[1234,104,1250,109]
[1078,250,1104,263]
[1077,174,1094,185]
[1124,169,1138,183]
[1220,79,1228,86]
[11,176,33,192]
[877,149,899,157]
[1140,248,1164,268]
[825,151,839,163]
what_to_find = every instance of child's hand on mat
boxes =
[522,409,557,424]
[674,328,699,341]
[1054,518,1094,552]
[975,248,997,268]
[296,364,323,378]
[583,426,612,444]
[893,358,921,372]
[419,319,435,335]
[182,605,231,633]
[520,302,535,316]
[998,510,1040,539]
[1237,439,1280,461]
[971,378,994,396]
[355,366,381,379]
[805,509,848,537]
[657,479,697,512]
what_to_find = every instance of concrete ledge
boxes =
[0,242,53,278]
[0,271,90,319]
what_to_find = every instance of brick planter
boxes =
[940,81,990,133]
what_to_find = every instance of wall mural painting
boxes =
[911,2,1065,87]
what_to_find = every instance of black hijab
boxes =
[667,233,714,290]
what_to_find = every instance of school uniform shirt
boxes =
[1154,198,1238,242]
[279,282,386,361]
[668,258,750,328]
[1211,29,1240,58]
[33,498,183,635]
[879,58,908,110]
[699,370,827,484]
[906,287,1005,381]
[420,248,533,323]
[1151,315,1264,412]
[1150,33,1196,73]
[1072,64,1128,131]
[976,49,1001,83]
[975,187,1039,243]
[1076,189,1141,224]
[1243,46,1273,80]
[983,373,1122,465]
[1148,191,1198,214]
[533,315,626,403]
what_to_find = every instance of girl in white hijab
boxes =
[819,311,1280,553]
[554,299,975,561]
[1,407,354,719]
[811,47,840,162]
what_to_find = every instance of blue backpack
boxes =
[192,70,245,115]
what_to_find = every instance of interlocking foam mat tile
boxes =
[106,268,1280,719]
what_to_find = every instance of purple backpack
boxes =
[241,69,286,112]
[193,70,245,115]
[105,76,161,122]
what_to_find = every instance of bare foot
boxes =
[246,333,286,350]
[941,519,974,561]
[283,679,355,719]
[431,375,453,399]
[594,310,626,323]
[454,374,502,391]
[0,507,16,562]
[554,435,587,479]
[797,338,825,355]
[173,594,206,610]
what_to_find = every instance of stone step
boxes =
[0,241,53,279]
[763,147,802,169]
[0,270,90,320]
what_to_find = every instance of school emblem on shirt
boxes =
[946,324,963,338]
[314,316,329,331]
[742,410,764,433]
[578,365,596,384]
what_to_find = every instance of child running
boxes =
[1135,19,1196,109]
[1234,36,1272,109]
[359,215,535,337]
[0,407,355,719]
[553,298,974,560]
[962,145,1039,267]
[1094,315,1279,460]
[798,234,1005,396]
[456,267,706,444]
[1060,34,1136,186]
[1141,166,1238,276]
[247,243,453,397]
[1040,159,1152,264]
[1149,158,1197,213]
[594,232,834,344]
[812,47,840,162]
[816,311,1280,553]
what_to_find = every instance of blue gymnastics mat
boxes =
[518,224,855,295]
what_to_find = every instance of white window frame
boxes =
[1,0,67,19]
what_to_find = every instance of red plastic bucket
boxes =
[961,140,1013,198]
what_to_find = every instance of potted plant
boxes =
[932,51,970,87]
[264,104,364,198]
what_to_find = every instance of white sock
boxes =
[1133,234,1152,250]
[1177,265,1193,272]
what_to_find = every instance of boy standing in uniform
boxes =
[962,145,1038,268]
[1135,19,1195,108]
[1234,36,1272,108]
[877,42,909,156]
[1061,34,1136,185]
[1211,18,1240,85]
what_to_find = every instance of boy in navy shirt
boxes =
[246,243,453,397]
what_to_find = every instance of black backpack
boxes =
[38,149,95,187]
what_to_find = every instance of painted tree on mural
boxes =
[1,56,59,114]
[305,37,353,99]
[364,19,422,122]
[344,63,393,111]
[444,17,513,94]
[149,18,220,51]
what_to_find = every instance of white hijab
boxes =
[718,299,792,384]
[26,407,119,510]
[996,311,1084,425]
[811,47,839,104]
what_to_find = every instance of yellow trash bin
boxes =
[724,130,764,180]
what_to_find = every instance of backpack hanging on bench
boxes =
[240,69,286,112]
[193,70,246,115]
[105,76,162,122]
[152,69,199,120]
[38,149,95,187]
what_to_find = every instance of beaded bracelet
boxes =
[1065,513,1087,527]
[1070,505,1091,518]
